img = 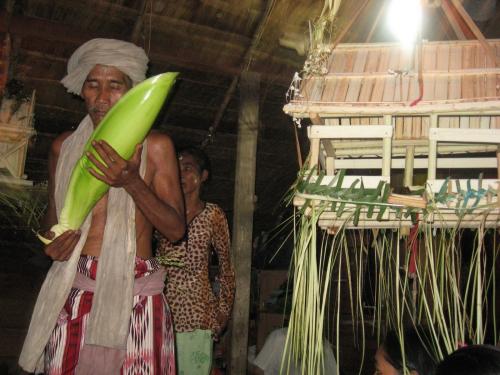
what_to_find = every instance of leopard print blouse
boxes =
[156,202,235,334]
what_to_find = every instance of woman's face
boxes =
[374,347,400,375]
[179,153,207,196]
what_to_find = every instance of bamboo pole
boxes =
[404,146,415,187]
[333,157,500,169]
[441,0,469,40]
[497,145,500,179]
[382,136,391,178]
[329,0,372,52]
[229,71,260,375]
[293,123,303,169]
[310,138,320,170]
[326,156,335,175]
[450,0,497,67]
[284,101,500,116]
[387,193,427,209]
[332,142,496,154]
[428,114,438,180]
[314,67,500,78]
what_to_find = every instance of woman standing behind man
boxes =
[156,146,235,375]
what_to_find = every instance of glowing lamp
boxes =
[387,0,422,50]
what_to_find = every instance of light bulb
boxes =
[387,0,422,50]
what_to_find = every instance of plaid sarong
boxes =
[44,255,176,374]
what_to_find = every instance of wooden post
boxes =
[383,114,393,179]
[326,156,335,175]
[428,114,438,180]
[309,138,320,170]
[404,146,415,187]
[229,71,260,375]
[382,136,392,178]
[497,145,500,179]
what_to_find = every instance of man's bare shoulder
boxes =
[50,131,73,156]
[146,131,175,155]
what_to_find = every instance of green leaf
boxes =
[376,184,391,221]
[334,169,346,191]
[353,206,361,226]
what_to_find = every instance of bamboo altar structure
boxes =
[285,39,500,229]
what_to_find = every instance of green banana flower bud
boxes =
[38,72,178,244]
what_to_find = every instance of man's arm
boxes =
[127,133,186,241]
[42,132,82,260]
[87,132,185,242]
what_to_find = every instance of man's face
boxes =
[81,64,132,127]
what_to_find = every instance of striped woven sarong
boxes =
[44,255,176,374]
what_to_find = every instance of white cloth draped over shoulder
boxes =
[20,38,151,373]
[19,116,148,372]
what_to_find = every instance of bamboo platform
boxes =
[0,92,36,186]
[292,124,500,229]
[286,39,500,229]
[294,183,500,229]
[285,39,500,181]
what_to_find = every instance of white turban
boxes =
[61,38,149,95]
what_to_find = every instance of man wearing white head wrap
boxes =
[61,38,149,95]
[19,39,185,375]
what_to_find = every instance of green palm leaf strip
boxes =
[284,161,499,375]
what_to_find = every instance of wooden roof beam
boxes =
[441,0,473,39]
[26,0,142,19]
[22,0,257,45]
[200,0,260,17]
[131,0,147,45]
[148,13,251,47]
[0,10,292,85]
[205,0,282,146]
[1,9,251,50]
[0,10,101,44]
[449,0,497,67]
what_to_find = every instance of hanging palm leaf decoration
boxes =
[282,162,499,374]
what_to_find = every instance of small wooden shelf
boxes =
[0,92,36,185]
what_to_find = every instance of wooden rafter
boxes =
[131,0,147,45]
[204,0,278,146]
[441,0,472,39]
[201,0,260,17]
[450,0,497,66]
[0,10,294,86]
[440,0,497,67]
